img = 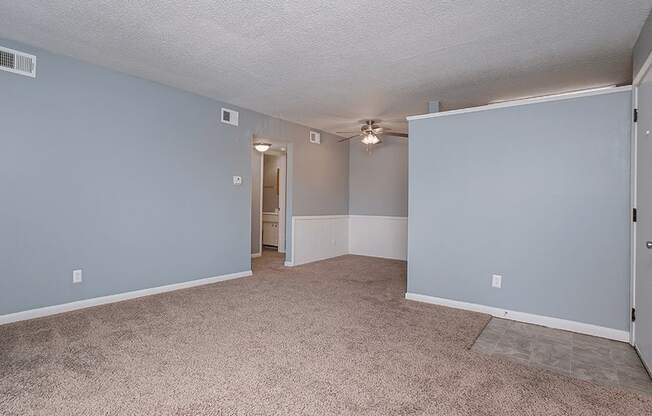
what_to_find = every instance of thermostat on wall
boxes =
[221,108,239,126]
[309,130,321,144]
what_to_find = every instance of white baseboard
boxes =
[251,252,262,258]
[405,292,630,343]
[284,261,294,267]
[0,270,253,326]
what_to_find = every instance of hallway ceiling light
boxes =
[254,142,271,152]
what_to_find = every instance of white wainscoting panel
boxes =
[291,216,349,266]
[288,215,408,266]
[349,215,408,260]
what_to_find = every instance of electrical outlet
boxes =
[491,274,502,288]
[233,176,242,185]
[73,269,83,284]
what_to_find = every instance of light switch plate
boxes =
[491,274,502,288]
[73,269,83,284]
[233,176,242,185]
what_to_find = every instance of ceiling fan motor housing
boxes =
[337,119,406,143]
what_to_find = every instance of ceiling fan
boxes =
[337,120,408,145]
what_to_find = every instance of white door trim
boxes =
[631,60,652,346]
[631,83,639,344]
[258,152,264,254]
[632,56,652,372]
[278,154,287,253]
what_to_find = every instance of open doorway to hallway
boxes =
[251,140,288,260]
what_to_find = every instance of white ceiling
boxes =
[1,1,650,134]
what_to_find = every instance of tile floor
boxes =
[471,318,652,396]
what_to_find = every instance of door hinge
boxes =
[633,208,637,223]
[632,307,636,322]
[634,108,638,123]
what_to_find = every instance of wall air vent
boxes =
[309,131,321,144]
[221,108,239,126]
[0,46,36,78]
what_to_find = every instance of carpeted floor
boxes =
[1,252,651,415]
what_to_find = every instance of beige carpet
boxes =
[1,253,650,415]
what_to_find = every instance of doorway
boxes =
[251,141,288,260]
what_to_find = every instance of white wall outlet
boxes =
[73,269,83,284]
[309,130,321,144]
[491,274,502,288]
[233,175,242,185]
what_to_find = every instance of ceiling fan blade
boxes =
[336,131,358,134]
[382,132,408,138]
[338,134,359,142]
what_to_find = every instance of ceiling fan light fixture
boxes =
[361,133,380,145]
[253,142,272,152]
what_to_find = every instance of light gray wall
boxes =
[407,90,632,331]
[634,9,652,80]
[348,137,408,217]
[292,131,349,216]
[0,39,348,314]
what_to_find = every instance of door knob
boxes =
[647,241,652,249]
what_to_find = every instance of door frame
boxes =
[278,153,287,253]
[631,54,652,345]
[258,152,264,255]
[631,83,639,345]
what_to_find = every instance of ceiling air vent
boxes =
[0,46,36,78]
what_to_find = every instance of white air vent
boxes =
[0,46,36,78]
[309,131,321,144]
[221,108,239,126]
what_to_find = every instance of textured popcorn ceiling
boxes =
[0,1,650,134]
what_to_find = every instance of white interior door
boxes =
[635,67,652,372]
